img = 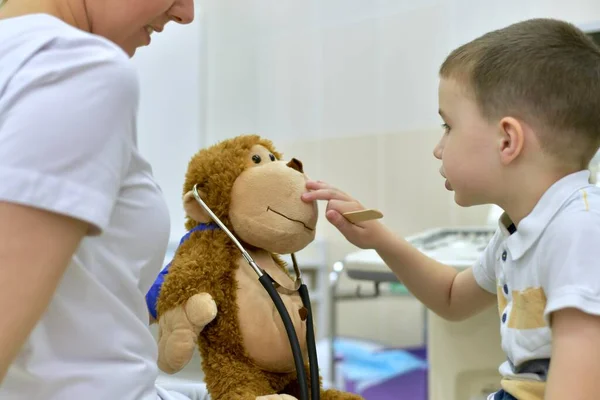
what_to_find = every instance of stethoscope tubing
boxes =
[192,185,320,400]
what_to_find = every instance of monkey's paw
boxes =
[157,293,217,374]
[255,396,297,400]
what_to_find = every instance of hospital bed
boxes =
[329,226,506,400]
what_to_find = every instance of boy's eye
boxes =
[269,153,276,161]
[252,154,261,164]
[441,123,451,134]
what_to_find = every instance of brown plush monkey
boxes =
[150,135,363,400]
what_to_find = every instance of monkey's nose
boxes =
[287,158,304,173]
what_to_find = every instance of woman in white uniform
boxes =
[0,0,207,399]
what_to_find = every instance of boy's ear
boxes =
[498,116,525,164]
[183,190,211,223]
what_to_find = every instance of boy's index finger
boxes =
[305,180,330,190]
[302,189,348,202]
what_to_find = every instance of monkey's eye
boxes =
[252,154,261,164]
[269,153,276,161]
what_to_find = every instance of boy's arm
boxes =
[376,233,496,321]
[540,211,600,399]
[300,180,496,321]
[545,307,600,400]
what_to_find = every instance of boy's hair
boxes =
[440,18,600,168]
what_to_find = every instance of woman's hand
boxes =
[301,180,389,250]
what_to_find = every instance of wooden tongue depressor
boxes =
[342,209,383,223]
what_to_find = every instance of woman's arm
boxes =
[0,202,87,383]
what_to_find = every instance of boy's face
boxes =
[434,78,501,207]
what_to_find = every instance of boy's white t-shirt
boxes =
[0,14,176,399]
[473,170,600,399]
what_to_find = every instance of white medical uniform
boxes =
[0,13,207,400]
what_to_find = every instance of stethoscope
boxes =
[191,184,320,400]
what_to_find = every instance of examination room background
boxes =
[131,0,600,351]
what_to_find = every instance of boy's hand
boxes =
[301,180,388,249]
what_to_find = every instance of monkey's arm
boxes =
[157,292,217,374]
[151,252,219,374]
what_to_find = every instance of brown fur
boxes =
[156,135,362,400]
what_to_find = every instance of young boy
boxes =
[302,18,600,400]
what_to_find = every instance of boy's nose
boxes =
[433,142,443,160]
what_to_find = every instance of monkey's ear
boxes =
[183,190,211,223]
